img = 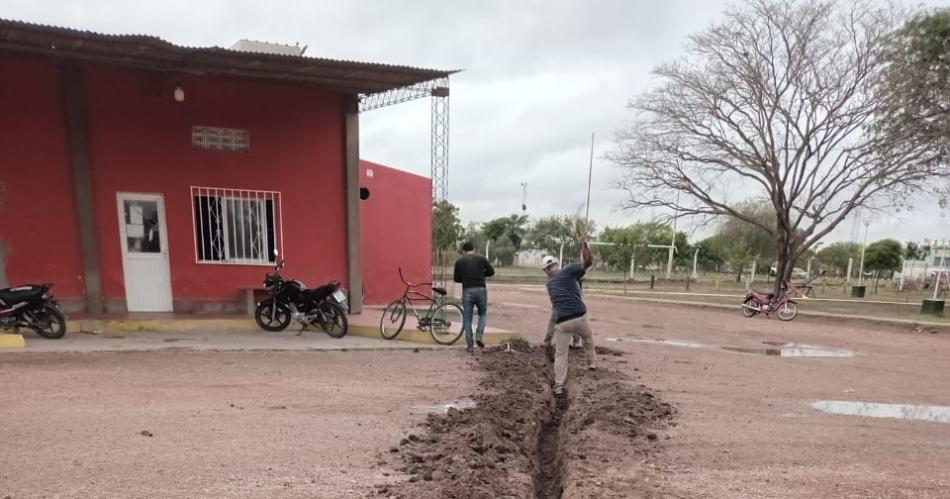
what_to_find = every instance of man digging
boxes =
[541,238,596,396]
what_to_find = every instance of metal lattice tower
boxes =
[358,76,450,202]
[430,87,450,202]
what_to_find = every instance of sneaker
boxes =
[466,346,474,354]
[588,365,597,371]
[476,339,485,348]
[552,385,564,396]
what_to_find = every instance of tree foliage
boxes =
[526,215,595,258]
[611,0,947,293]
[817,242,861,276]
[432,200,463,253]
[877,8,950,167]
[482,214,529,251]
[904,241,932,261]
[598,223,689,270]
[864,239,904,273]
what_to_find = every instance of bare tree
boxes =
[611,0,948,293]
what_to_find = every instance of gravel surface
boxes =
[490,286,950,498]
[0,350,472,498]
[3,285,949,498]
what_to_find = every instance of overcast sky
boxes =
[4,0,946,245]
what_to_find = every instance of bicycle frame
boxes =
[395,267,442,327]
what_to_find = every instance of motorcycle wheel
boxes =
[318,301,348,338]
[777,301,799,321]
[32,304,67,339]
[741,298,759,318]
[255,300,291,332]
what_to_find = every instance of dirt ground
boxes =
[372,343,673,499]
[0,350,473,498]
[2,285,950,498]
[489,285,950,498]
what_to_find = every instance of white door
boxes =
[117,193,173,312]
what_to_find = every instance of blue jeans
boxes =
[462,287,488,347]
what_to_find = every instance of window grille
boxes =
[191,126,250,152]
[191,186,282,265]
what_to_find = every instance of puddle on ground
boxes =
[606,337,707,349]
[607,337,853,358]
[811,400,950,423]
[722,344,854,357]
[411,398,477,415]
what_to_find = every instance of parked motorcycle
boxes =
[254,257,349,337]
[741,280,799,321]
[0,283,67,338]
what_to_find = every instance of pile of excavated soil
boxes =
[370,343,674,498]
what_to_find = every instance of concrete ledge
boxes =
[346,324,519,346]
[76,319,256,334]
[0,334,26,349]
[70,318,521,346]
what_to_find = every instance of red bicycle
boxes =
[741,280,799,321]
[379,268,463,345]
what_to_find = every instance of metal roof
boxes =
[0,18,456,95]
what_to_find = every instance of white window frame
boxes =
[190,186,283,266]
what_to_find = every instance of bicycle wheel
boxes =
[380,299,407,340]
[430,303,464,345]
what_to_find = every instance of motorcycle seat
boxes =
[0,285,45,306]
[303,283,336,302]
[432,287,447,296]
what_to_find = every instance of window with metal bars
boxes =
[191,187,281,265]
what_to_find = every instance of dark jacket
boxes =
[453,253,495,289]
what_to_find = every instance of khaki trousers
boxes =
[553,315,596,391]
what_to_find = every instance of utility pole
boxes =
[584,132,594,228]
[858,221,870,286]
[666,193,679,279]
[692,247,699,279]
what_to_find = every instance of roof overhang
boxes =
[0,18,457,95]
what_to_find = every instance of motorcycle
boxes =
[0,283,67,339]
[741,280,799,321]
[254,256,349,337]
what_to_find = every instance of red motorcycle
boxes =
[741,280,799,321]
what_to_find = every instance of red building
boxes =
[359,160,431,305]
[0,20,446,314]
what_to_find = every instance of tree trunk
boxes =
[775,240,795,296]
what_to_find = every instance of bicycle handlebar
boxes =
[397,267,432,289]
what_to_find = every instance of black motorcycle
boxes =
[254,257,348,337]
[0,283,67,339]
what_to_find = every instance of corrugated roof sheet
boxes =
[0,18,456,94]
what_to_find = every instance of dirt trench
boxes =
[371,344,675,499]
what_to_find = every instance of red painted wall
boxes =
[1,57,350,311]
[83,66,349,308]
[0,57,86,297]
[359,160,431,305]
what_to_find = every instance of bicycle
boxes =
[379,267,464,345]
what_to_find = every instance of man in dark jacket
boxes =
[453,241,495,353]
